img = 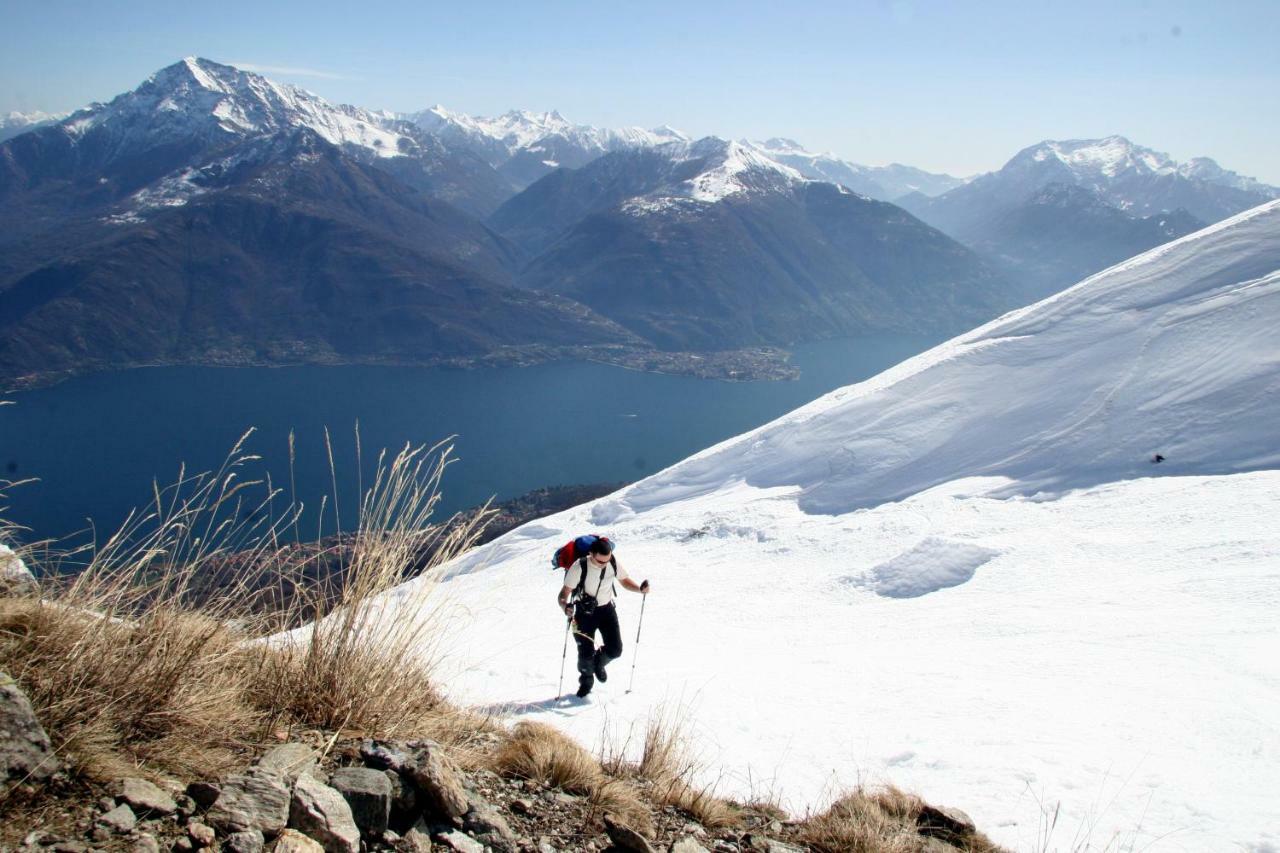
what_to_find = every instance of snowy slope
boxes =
[746,138,964,200]
[377,209,1280,849]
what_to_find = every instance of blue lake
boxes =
[0,335,942,543]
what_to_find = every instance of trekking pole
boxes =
[625,593,647,694]
[556,613,573,700]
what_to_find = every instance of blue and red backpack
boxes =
[551,534,611,570]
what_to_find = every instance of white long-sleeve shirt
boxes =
[563,557,630,607]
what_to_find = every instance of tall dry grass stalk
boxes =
[0,430,488,782]
[246,437,493,736]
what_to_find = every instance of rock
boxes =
[550,792,578,807]
[510,798,536,816]
[51,844,88,853]
[172,838,195,853]
[747,837,798,853]
[407,742,469,821]
[187,822,217,848]
[206,770,292,836]
[0,544,38,597]
[226,830,266,853]
[0,671,58,782]
[463,799,515,841]
[97,797,117,812]
[381,830,401,845]
[384,768,416,818]
[746,838,803,853]
[681,823,707,838]
[98,803,138,833]
[89,826,114,843]
[434,830,484,853]
[359,740,412,774]
[187,781,222,809]
[537,839,557,853]
[289,772,361,853]
[669,840,710,853]
[329,766,392,836]
[603,814,655,853]
[918,803,976,842]
[272,829,324,853]
[133,834,161,853]
[258,744,320,785]
[118,778,178,816]
[398,818,433,853]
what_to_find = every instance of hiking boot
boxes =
[593,649,610,682]
[576,674,594,698]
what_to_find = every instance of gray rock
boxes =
[385,768,416,817]
[550,792,578,807]
[258,744,319,785]
[510,798,535,815]
[381,830,401,845]
[359,740,412,774]
[172,838,195,853]
[51,843,89,853]
[537,839,557,853]
[918,803,976,841]
[434,830,483,853]
[187,822,216,848]
[289,772,361,853]
[329,766,392,836]
[187,781,221,809]
[206,770,291,836]
[132,834,161,853]
[97,803,138,833]
[226,830,266,853]
[746,838,803,853]
[669,839,710,853]
[271,829,324,853]
[464,799,515,841]
[398,818,433,853]
[603,814,655,853]
[0,671,58,782]
[0,544,38,597]
[407,742,468,821]
[118,778,178,816]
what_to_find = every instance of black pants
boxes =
[574,601,623,679]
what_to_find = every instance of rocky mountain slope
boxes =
[494,138,1008,349]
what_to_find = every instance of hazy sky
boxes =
[3,0,1277,182]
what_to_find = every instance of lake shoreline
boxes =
[1,343,801,391]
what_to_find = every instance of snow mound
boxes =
[852,537,999,598]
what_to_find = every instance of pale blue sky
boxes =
[3,0,1277,182]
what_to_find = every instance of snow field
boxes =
[414,472,1279,851]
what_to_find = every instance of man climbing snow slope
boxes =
[557,537,650,697]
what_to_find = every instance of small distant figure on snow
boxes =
[1151,453,1166,464]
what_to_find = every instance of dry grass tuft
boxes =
[588,778,655,837]
[797,784,1004,853]
[493,721,604,794]
[602,707,740,830]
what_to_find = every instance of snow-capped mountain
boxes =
[746,137,964,200]
[388,199,1280,851]
[0,58,513,220]
[897,135,1276,303]
[0,110,66,143]
[407,105,689,190]
[491,136,1008,349]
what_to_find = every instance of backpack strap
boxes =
[574,555,617,601]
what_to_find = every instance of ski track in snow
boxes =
[353,201,1280,851]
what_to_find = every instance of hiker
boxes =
[557,537,649,697]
